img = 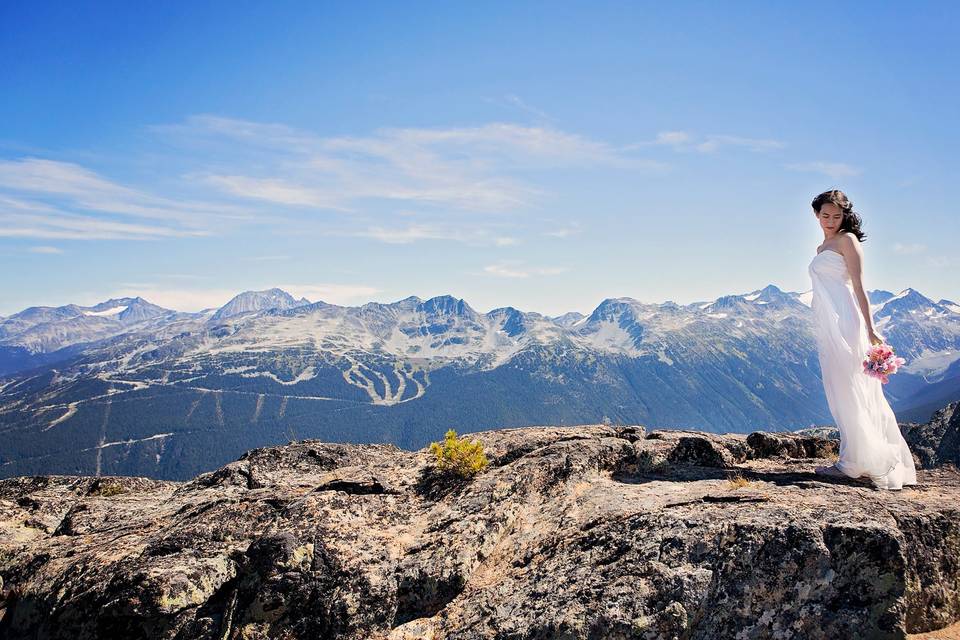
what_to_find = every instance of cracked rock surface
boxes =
[0,422,958,640]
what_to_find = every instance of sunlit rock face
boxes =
[1,422,958,639]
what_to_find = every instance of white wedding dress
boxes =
[808,248,917,489]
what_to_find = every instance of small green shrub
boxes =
[429,429,489,478]
[89,478,126,497]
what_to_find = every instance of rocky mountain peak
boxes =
[875,287,941,321]
[585,297,639,323]
[869,289,898,305]
[118,297,170,323]
[417,295,476,318]
[212,288,309,321]
[708,294,747,310]
[486,306,526,336]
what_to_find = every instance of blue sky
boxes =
[2,1,957,316]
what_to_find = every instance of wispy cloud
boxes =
[543,221,583,238]
[0,159,237,240]
[348,224,461,244]
[695,135,785,153]
[248,255,291,262]
[892,242,927,255]
[5,118,780,250]
[324,221,520,247]
[923,255,957,268]
[654,131,694,147]
[785,161,862,180]
[0,117,669,247]
[500,94,554,122]
[483,262,569,278]
[161,115,664,213]
[199,175,349,210]
[27,245,63,254]
[628,130,784,153]
[0,210,210,241]
[157,273,209,280]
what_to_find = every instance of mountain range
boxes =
[1,284,959,480]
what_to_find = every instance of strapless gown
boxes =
[807,249,917,489]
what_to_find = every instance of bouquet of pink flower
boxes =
[863,342,906,384]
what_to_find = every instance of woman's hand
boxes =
[868,329,885,346]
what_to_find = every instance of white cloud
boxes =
[501,94,553,121]
[483,262,569,278]
[0,210,209,241]
[544,222,583,238]
[28,245,63,254]
[0,158,239,223]
[654,131,693,146]
[158,273,209,280]
[152,115,319,152]
[200,174,350,210]
[483,264,529,278]
[351,224,459,244]
[327,222,519,247]
[695,135,784,153]
[248,255,291,262]
[892,242,927,255]
[785,161,862,179]
[0,158,126,198]
[627,131,783,153]
[924,255,957,268]
[166,116,663,213]
[0,117,667,248]
[0,158,239,241]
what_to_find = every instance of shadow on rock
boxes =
[413,466,472,501]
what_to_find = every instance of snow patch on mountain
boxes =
[83,305,128,317]
[906,348,960,380]
[96,433,174,450]
[240,367,318,386]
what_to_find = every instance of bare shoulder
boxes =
[837,232,862,252]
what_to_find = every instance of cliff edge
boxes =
[1,409,959,639]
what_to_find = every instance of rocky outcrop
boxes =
[0,424,958,640]
[903,401,960,469]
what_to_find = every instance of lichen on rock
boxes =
[0,416,958,639]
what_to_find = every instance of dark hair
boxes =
[811,189,867,242]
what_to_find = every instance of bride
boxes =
[807,189,917,490]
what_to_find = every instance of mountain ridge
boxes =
[1,284,958,481]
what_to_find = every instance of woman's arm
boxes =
[838,233,877,337]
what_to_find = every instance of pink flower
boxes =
[862,342,905,384]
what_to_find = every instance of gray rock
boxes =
[793,426,841,440]
[747,431,839,459]
[0,424,958,639]
[903,401,960,469]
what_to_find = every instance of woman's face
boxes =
[816,202,843,236]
